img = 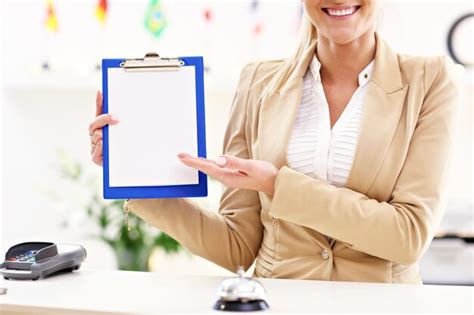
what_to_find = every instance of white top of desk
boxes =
[0,269,472,314]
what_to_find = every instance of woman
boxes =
[89,0,459,284]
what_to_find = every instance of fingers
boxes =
[216,155,252,174]
[178,153,250,174]
[96,91,103,117]
[88,114,119,136]
[90,91,113,167]
[178,154,218,176]
[91,129,103,145]
[178,154,244,180]
[177,154,277,193]
[91,140,103,166]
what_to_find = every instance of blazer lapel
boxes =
[257,40,317,169]
[258,32,408,196]
[346,33,408,194]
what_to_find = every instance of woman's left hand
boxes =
[178,153,279,195]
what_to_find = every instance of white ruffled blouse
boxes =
[287,56,375,188]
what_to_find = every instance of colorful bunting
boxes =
[95,0,108,25]
[249,0,263,36]
[203,7,213,23]
[44,0,58,33]
[144,0,167,39]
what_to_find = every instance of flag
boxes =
[203,7,213,23]
[250,0,259,11]
[45,0,58,33]
[95,0,108,24]
[144,0,167,39]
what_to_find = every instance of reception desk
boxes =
[0,269,472,314]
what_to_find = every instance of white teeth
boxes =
[327,6,356,17]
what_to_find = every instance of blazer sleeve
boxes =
[269,56,460,265]
[126,63,263,272]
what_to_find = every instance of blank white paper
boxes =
[107,66,199,187]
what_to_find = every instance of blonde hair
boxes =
[256,0,382,101]
[257,13,317,101]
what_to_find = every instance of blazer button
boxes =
[321,249,330,260]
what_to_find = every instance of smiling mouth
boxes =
[322,5,361,17]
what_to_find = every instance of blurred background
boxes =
[0,0,473,284]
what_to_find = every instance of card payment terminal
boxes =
[0,242,86,280]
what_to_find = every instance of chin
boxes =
[324,30,359,45]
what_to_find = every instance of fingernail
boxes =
[110,115,119,122]
[215,156,227,166]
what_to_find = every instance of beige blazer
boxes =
[127,32,459,284]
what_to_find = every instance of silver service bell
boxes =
[213,266,269,312]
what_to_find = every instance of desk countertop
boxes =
[0,269,472,314]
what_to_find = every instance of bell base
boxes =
[213,299,269,312]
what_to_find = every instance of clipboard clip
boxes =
[120,52,185,71]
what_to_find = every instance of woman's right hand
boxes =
[89,91,120,166]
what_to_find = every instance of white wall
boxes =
[1,0,473,273]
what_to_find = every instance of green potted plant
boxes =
[56,151,181,271]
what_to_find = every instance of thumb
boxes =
[216,155,252,172]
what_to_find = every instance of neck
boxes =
[316,31,376,85]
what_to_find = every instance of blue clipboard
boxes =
[101,54,207,199]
